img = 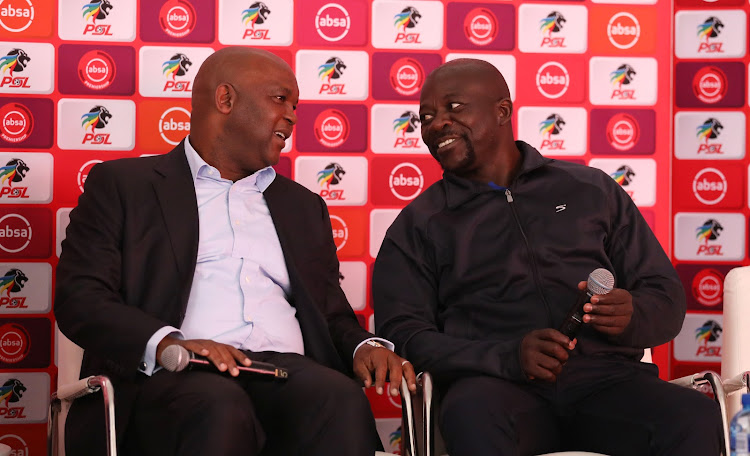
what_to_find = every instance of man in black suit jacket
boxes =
[55,47,416,456]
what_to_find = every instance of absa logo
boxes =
[463,7,497,46]
[539,11,566,48]
[0,434,28,455]
[77,159,102,193]
[317,56,347,95]
[0,103,32,143]
[392,111,421,148]
[162,53,193,92]
[609,64,637,100]
[389,162,424,201]
[692,66,727,104]
[329,214,348,251]
[80,105,113,145]
[695,118,723,154]
[0,322,29,364]
[241,1,271,40]
[159,106,190,146]
[0,213,30,253]
[0,158,29,199]
[0,0,34,33]
[81,0,114,36]
[389,57,424,96]
[0,48,31,89]
[159,0,196,38]
[535,61,569,99]
[606,113,639,151]
[77,49,116,90]
[695,218,723,256]
[394,6,421,44]
[317,162,346,201]
[538,113,565,150]
[692,167,727,205]
[607,12,640,50]
[315,3,350,42]
[697,16,724,53]
[692,268,723,307]
[314,109,350,148]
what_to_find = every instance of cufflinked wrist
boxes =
[365,340,386,349]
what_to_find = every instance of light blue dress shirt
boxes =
[141,138,391,375]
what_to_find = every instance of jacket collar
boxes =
[443,140,552,209]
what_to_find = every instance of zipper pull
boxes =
[505,188,513,202]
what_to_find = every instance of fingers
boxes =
[582,288,633,335]
[400,360,418,394]
[352,358,373,389]
[383,356,402,396]
[373,353,389,396]
[520,329,574,382]
[180,340,249,377]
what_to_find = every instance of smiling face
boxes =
[419,60,512,182]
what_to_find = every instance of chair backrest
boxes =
[721,265,750,419]
[55,324,85,456]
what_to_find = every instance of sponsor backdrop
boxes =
[0,0,740,453]
[671,0,750,381]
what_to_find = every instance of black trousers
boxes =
[121,352,380,456]
[438,355,723,456]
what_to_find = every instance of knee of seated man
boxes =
[184,373,254,419]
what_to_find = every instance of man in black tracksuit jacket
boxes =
[373,58,723,456]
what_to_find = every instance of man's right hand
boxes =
[156,335,252,377]
[519,329,576,382]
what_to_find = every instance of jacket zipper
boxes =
[504,188,554,327]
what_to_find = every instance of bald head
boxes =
[423,58,511,101]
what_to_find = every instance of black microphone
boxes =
[558,268,615,339]
[160,344,289,379]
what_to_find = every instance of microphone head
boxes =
[588,268,614,295]
[160,344,191,372]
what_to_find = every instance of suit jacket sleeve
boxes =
[54,162,169,373]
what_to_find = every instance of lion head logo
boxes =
[0,49,31,76]
[317,163,346,189]
[394,7,421,32]
[82,0,114,23]
[242,2,271,28]
[0,269,28,297]
[540,11,566,35]
[318,57,347,83]
[698,17,724,42]
[539,113,565,138]
[0,159,28,187]
[695,320,722,345]
[0,379,26,406]
[696,118,723,143]
[393,111,420,136]
[611,165,635,186]
[81,106,112,133]
[610,64,637,88]
[162,53,193,80]
[696,219,723,244]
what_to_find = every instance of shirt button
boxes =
[245,276,251,283]
[234,220,241,226]
[139,362,147,371]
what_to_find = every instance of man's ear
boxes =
[496,98,513,126]
[216,83,234,114]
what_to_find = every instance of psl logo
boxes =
[162,53,193,92]
[318,57,347,95]
[317,163,346,200]
[696,118,723,154]
[539,11,566,48]
[0,159,29,199]
[82,0,114,36]
[697,17,724,53]
[0,268,28,309]
[394,7,422,44]
[538,114,565,150]
[695,219,723,255]
[0,48,31,89]
[609,64,636,100]
[0,379,27,419]
[242,2,271,40]
[81,105,113,145]
[610,165,635,198]
[694,320,722,357]
[392,111,421,148]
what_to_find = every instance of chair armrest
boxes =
[670,371,729,456]
[723,371,750,396]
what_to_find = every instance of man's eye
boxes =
[275,95,286,101]
[450,102,462,110]
[420,114,433,122]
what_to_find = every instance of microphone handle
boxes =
[189,356,289,379]
[559,289,594,339]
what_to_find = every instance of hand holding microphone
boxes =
[159,344,289,379]
[559,268,615,339]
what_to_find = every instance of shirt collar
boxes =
[443,140,552,209]
[183,135,277,192]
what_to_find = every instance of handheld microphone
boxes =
[159,344,289,379]
[558,268,615,339]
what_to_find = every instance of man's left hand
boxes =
[353,344,418,396]
[579,281,634,336]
